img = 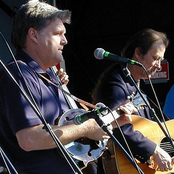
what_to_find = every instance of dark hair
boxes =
[92,28,169,104]
[121,28,169,59]
[11,0,71,49]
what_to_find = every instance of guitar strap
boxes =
[38,73,97,111]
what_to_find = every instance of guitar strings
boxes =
[160,142,174,153]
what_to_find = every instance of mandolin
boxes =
[58,92,146,170]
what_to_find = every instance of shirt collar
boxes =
[16,49,46,74]
[16,50,59,85]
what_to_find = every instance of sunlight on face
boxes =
[140,40,166,78]
[37,18,67,70]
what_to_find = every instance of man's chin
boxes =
[148,69,157,76]
[56,57,64,64]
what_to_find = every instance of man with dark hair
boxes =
[92,28,173,173]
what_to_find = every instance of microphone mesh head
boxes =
[94,48,105,60]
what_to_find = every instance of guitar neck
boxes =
[100,110,120,125]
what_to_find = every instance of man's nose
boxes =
[155,60,161,70]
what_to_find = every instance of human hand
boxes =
[116,113,132,127]
[58,68,69,85]
[119,102,137,115]
[82,118,112,141]
[114,102,137,127]
[151,145,173,171]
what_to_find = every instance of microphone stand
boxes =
[94,111,144,174]
[0,146,18,174]
[0,60,82,174]
[122,65,174,148]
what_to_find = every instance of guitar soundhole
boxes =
[160,137,174,157]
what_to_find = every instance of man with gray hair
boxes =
[0,0,132,173]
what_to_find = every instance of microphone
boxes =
[94,48,143,67]
[74,107,108,125]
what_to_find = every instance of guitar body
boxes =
[103,115,174,174]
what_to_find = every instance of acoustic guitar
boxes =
[102,115,174,174]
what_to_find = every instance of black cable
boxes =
[123,64,174,149]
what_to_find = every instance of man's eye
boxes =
[153,56,158,60]
[153,56,162,61]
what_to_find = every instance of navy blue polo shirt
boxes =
[0,50,74,173]
[95,64,156,163]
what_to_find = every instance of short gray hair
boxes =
[11,0,71,49]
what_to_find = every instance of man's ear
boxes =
[28,28,38,43]
[134,47,141,60]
